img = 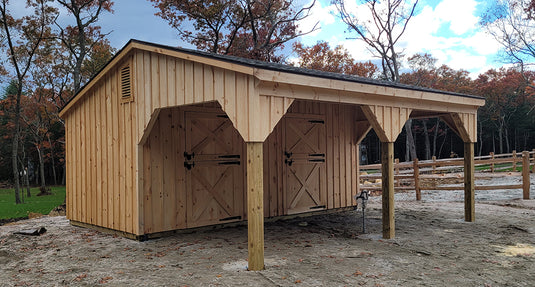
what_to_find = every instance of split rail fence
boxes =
[359,150,535,200]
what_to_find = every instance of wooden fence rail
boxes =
[360,150,534,200]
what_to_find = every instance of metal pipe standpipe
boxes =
[354,190,370,233]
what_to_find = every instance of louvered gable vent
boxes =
[120,64,132,99]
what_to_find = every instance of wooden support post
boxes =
[413,158,421,201]
[464,142,475,222]
[490,152,495,173]
[512,150,517,171]
[432,156,437,174]
[381,142,395,239]
[531,149,535,173]
[523,151,530,200]
[246,142,264,271]
[394,158,400,187]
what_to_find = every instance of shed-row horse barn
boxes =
[59,39,485,270]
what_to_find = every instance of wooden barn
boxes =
[59,39,484,270]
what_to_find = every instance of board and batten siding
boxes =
[263,101,360,217]
[66,55,139,235]
[66,50,294,236]
[134,50,293,144]
[140,100,360,234]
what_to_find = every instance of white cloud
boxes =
[297,0,337,37]
[434,0,479,35]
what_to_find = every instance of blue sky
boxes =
[16,0,503,78]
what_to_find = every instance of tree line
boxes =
[1,0,534,202]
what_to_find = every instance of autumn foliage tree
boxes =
[150,0,317,62]
[0,0,57,203]
[293,41,378,77]
[56,0,114,93]
[400,53,474,159]
[474,68,535,153]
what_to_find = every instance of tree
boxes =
[401,53,475,159]
[293,41,378,77]
[334,0,418,82]
[0,0,57,204]
[481,0,535,73]
[150,0,318,62]
[334,0,419,161]
[56,0,114,93]
[474,68,535,153]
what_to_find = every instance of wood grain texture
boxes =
[381,141,395,239]
[246,142,265,271]
[464,142,475,222]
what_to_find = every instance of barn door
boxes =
[284,115,327,214]
[184,111,245,228]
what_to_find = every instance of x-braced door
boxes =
[184,111,245,228]
[284,114,327,214]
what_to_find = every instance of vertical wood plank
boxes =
[125,103,133,233]
[381,141,395,239]
[174,108,186,229]
[523,151,530,199]
[224,70,236,128]
[263,140,270,218]
[151,119,163,233]
[344,106,353,206]
[131,92,140,235]
[184,60,193,104]
[95,89,102,227]
[143,141,153,233]
[65,116,71,219]
[176,59,185,106]
[101,84,108,228]
[204,65,214,101]
[193,62,204,103]
[278,119,284,215]
[135,51,145,140]
[151,54,160,110]
[88,94,94,224]
[513,150,517,171]
[414,158,421,201]
[236,73,247,137]
[73,108,78,221]
[161,110,174,231]
[247,142,264,271]
[464,142,475,222]
[159,55,168,108]
[333,104,341,208]
[143,52,152,130]
[118,76,126,232]
[81,96,87,223]
[326,104,334,209]
[213,67,225,106]
[106,74,114,229]
[111,71,120,230]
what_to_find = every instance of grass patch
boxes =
[0,186,65,220]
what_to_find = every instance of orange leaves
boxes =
[99,276,113,284]
[293,41,378,78]
[74,273,87,281]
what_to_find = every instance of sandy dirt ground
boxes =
[1,174,535,286]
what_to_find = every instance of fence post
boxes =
[490,152,495,172]
[432,156,437,174]
[532,149,535,173]
[395,158,400,187]
[513,150,517,171]
[523,151,530,199]
[414,158,421,201]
